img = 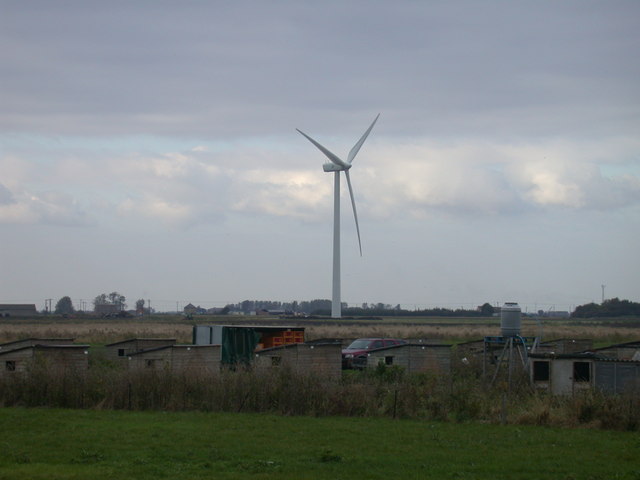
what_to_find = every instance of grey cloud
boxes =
[0,183,15,204]
[1,2,638,139]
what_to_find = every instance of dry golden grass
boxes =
[0,316,637,346]
[0,321,193,345]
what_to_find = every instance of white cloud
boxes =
[117,196,195,227]
[0,187,88,226]
[1,136,638,229]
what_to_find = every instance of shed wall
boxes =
[254,344,342,379]
[365,345,451,374]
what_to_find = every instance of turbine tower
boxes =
[297,114,380,318]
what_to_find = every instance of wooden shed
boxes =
[0,344,89,376]
[127,345,221,375]
[362,343,451,374]
[530,353,594,395]
[0,338,75,353]
[531,352,640,395]
[193,325,305,365]
[105,338,176,362]
[253,342,342,379]
[594,358,640,394]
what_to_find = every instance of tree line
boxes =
[225,300,497,317]
[50,294,640,318]
[571,298,640,318]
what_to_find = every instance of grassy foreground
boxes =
[0,408,638,480]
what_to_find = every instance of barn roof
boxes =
[592,339,640,350]
[0,344,89,356]
[365,343,452,354]
[105,338,176,347]
[257,340,341,353]
[0,338,75,348]
[126,344,217,356]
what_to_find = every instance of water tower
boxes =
[484,302,538,389]
[500,302,521,336]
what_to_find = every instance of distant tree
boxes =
[241,300,254,314]
[54,296,75,315]
[572,298,640,318]
[108,292,126,308]
[93,291,127,310]
[93,293,107,307]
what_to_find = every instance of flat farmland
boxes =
[0,315,638,346]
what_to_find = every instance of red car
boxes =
[342,338,406,369]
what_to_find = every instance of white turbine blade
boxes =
[296,129,350,169]
[344,170,362,256]
[347,113,380,164]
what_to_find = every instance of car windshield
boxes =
[346,339,373,350]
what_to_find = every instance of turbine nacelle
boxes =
[323,162,350,172]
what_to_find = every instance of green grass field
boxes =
[1,408,638,480]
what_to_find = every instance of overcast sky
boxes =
[1,1,638,313]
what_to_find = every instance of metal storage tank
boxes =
[500,302,521,337]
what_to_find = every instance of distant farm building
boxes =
[183,303,207,315]
[94,303,123,316]
[538,311,571,318]
[105,338,177,361]
[0,304,38,317]
[0,343,89,376]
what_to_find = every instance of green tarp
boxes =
[221,327,261,365]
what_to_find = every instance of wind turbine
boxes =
[297,114,380,318]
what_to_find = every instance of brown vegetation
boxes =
[1,316,637,346]
[0,358,638,432]
[1,316,638,432]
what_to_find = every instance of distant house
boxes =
[254,342,342,379]
[105,338,176,362]
[361,343,452,374]
[0,338,75,353]
[0,304,38,317]
[127,345,221,375]
[542,311,571,318]
[184,303,205,315]
[94,303,122,316]
[255,309,290,316]
[206,307,226,315]
[0,344,89,376]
